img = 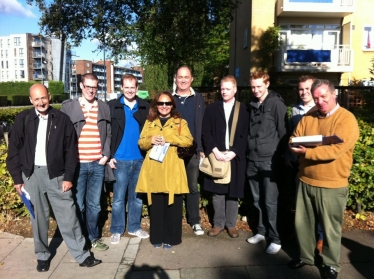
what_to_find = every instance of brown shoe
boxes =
[208,227,223,237]
[317,239,323,254]
[227,228,239,238]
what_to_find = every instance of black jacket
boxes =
[6,107,78,184]
[108,96,150,158]
[202,101,249,198]
[248,90,288,161]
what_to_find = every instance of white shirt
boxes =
[34,111,48,166]
[223,98,235,150]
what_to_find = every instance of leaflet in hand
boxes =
[149,143,170,162]
[291,135,343,147]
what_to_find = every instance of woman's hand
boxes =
[151,135,165,146]
[223,151,236,162]
[212,147,226,161]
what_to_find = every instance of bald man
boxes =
[6,84,101,272]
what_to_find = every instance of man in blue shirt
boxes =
[108,74,150,244]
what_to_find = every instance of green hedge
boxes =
[48,81,65,95]
[11,95,31,106]
[0,96,7,106]
[51,94,69,103]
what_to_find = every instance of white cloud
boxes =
[90,38,101,46]
[0,0,36,18]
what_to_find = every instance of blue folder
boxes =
[19,192,35,219]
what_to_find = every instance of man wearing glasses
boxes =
[61,73,111,251]
[107,74,150,244]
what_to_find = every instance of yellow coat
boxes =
[135,117,193,205]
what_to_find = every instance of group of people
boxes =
[6,65,358,279]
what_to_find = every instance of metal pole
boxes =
[104,48,106,102]
[69,59,72,99]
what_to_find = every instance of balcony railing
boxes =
[276,44,353,73]
[32,41,45,48]
[33,74,45,80]
[33,63,46,69]
[277,0,355,17]
[33,52,46,59]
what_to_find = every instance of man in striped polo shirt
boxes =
[61,73,111,251]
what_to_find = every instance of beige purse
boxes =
[200,101,240,184]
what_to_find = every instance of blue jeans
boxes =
[110,159,143,234]
[75,161,105,242]
[247,160,280,244]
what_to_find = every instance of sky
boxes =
[0,0,135,67]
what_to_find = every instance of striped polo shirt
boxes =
[78,100,102,162]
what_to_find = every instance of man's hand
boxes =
[14,184,24,195]
[290,143,306,155]
[109,158,117,169]
[62,181,73,192]
[199,152,205,159]
[99,156,108,165]
[212,148,226,161]
[224,151,236,162]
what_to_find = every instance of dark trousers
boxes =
[247,160,280,244]
[149,193,183,245]
[184,154,201,226]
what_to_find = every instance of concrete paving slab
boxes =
[50,262,119,279]
[340,230,374,263]
[181,267,248,279]
[0,232,24,239]
[134,232,293,270]
[61,237,129,264]
[339,262,374,279]
[129,269,180,279]
[0,238,22,261]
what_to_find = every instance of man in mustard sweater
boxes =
[288,79,359,279]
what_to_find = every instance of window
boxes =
[5,50,8,58]
[86,63,89,67]
[15,70,17,78]
[19,59,24,68]
[7,39,10,46]
[1,50,2,58]
[14,59,17,67]
[1,61,3,69]
[20,70,25,78]
[14,37,21,46]
[6,61,8,69]
[0,39,2,47]
[363,25,374,51]
[14,48,17,57]
[19,48,23,57]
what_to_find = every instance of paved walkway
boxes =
[0,229,373,279]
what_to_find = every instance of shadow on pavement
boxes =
[125,265,170,279]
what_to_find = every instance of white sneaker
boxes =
[128,229,150,239]
[192,224,204,236]
[110,233,121,244]
[246,234,265,244]
[266,243,281,254]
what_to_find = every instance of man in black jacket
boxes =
[107,74,150,244]
[6,84,101,272]
[172,65,206,235]
[246,71,288,254]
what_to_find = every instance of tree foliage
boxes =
[258,26,284,71]
[28,0,236,85]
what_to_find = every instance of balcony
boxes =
[275,45,353,73]
[33,74,45,80]
[114,77,121,81]
[32,41,45,48]
[33,52,45,59]
[33,63,46,69]
[277,0,355,18]
[70,78,77,83]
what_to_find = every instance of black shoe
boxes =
[289,259,306,269]
[36,260,50,272]
[324,266,338,279]
[79,255,102,267]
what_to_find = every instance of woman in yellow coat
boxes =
[136,91,193,249]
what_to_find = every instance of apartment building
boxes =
[0,33,70,87]
[71,59,143,100]
[230,0,373,86]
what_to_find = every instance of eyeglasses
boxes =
[82,84,98,91]
[157,102,173,106]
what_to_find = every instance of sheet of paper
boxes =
[149,142,170,162]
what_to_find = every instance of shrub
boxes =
[0,96,7,106]
[348,118,374,211]
[0,141,28,223]
[11,95,31,106]
[51,94,69,103]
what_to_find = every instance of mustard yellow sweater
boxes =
[291,107,359,188]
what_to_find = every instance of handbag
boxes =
[199,101,240,184]
[177,119,197,158]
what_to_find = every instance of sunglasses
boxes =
[157,102,173,106]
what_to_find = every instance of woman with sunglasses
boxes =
[136,91,193,249]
